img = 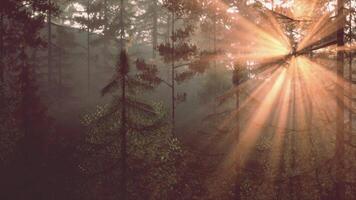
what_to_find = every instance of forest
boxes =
[0,0,356,199]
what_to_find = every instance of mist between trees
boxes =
[0,0,356,200]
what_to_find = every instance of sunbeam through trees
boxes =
[0,0,356,199]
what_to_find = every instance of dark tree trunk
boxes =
[119,1,127,200]
[348,6,353,135]
[87,0,91,94]
[58,49,62,99]
[120,65,127,200]
[104,0,108,33]
[171,11,175,135]
[0,13,4,84]
[48,0,52,85]
[152,0,158,58]
[213,6,217,113]
[103,0,108,50]
[120,0,125,49]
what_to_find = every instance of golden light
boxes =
[290,0,319,20]
[202,0,355,190]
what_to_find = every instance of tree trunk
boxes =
[104,0,108,34]
[171,11,175,135]
[58,49,62,99]
[103,0,108,55]
[120,0,125,49]
[119,1,127,200]
[233,68,241,200]
[348,4,352,139]
[120,64,127,200]
[48,0,52,85]
[0,13,4,84]
[87,0,91,94]
[335,0,345,199]
[152,0,158,58]
[213,5,217,113]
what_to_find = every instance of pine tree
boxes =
[79,1,166,197]
[80,50,165,199]
[0,1,55,199]
[158,0,204,135]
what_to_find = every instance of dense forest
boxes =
[0,0,356,199]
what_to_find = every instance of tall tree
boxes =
[0,1,55,199]
[74,0,94,94]
[0,9,4,86]
[87,0,91,94]
[48,0,53,85]
[152,0,158,58]
[119,1,127,198]
[0,0,56,98]
[81,50,163,199]
[159,0,204,135]
[335,0,346,199]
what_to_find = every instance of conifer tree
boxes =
[158,0,205,135]
[80,49,167,199]
[80,2,166,199]
[0,1,55,199]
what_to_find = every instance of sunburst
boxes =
[199,0,355,193]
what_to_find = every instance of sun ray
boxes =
[205,1,350,195]
[268,67,292,178]
[236,67,287,165]
[298,12,346,51]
